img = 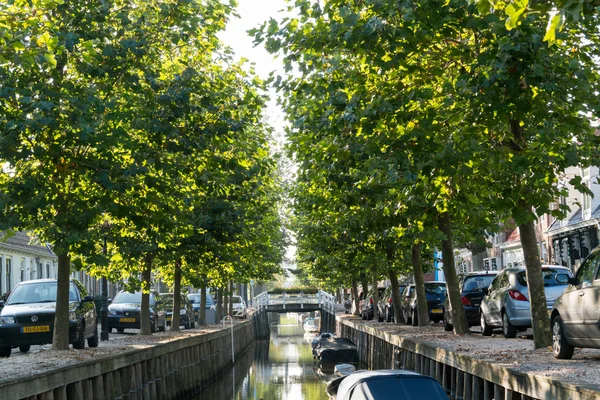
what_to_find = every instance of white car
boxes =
[231,296,247,318]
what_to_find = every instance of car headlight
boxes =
[0,316,15,325]
[180,309,187,315]
[109,309,117,315]
[69,312,77,321]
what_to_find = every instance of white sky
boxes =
[220,0,298,266]
[219,0,290,141]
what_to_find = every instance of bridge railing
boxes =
[252,290,336,313]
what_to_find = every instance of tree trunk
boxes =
[223,286,229,317]
[351,280,360,316]
[199,285,207,326]
[171,260,181,331]
[52,250,71,350]
[371,270,380,321]
[412,243,430,326]
[216,288,223,322]
[388,269,403,324]
[140,256,153,336]
[228,280,234,317]
[519,218,551,348]
[360,274,369,301]
[438,212,468,334]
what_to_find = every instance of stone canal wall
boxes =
[0,322,254,400]
[337,317,600,400]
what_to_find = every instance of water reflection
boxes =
[194,315,331,400]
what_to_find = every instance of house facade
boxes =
[0,232,58,296]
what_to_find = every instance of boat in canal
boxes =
[304,316,320,332]
[313,336,359,364]
[326,370,448,400]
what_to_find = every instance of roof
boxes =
[505,228,520,243]
[0,231,55,257]
[547,205,600,234]
[593,204,600,219]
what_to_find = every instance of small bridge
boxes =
[251,290,337,338]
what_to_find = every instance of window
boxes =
[46,263,50,279]
[6,258,11,291]
[37,261,42,279]
[576,251,600,286]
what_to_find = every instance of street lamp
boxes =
[100,220,112,341]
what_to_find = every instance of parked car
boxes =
[0,279,98,357]
[551,246,600,359]
[408,282,447,326]
[360,287,385,320]
[231,295,247,318]
[187,292,215,321]
[443,271,498,331]
[398,285,416,323]
[328,370,448,400]
[480,265,572,338]
[107,290,167,333]
[161,293,195,329]
[378,284,408,323]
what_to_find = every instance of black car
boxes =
[403,282,447,325]
[162,293,195,329]
[107,290,167,333]
[187,292,214,321]
[378,284,408,323]
[0,279,98,357]
[443,271,498,331]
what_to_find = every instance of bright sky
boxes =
[219,0,290,140]
[220,0,298,270]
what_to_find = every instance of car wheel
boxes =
[480,312,493,336]
[502,312,517,339]
[19,345,31,353]
[117,328,125,333]
[443,315,453,332]
[552,315,574,359]
[73,322,86,350]
[88,323,99,348]
[404,308,411,324]
[385,308,392,323]
[108,327,113,333]
[0,346,11,357]
[151,318,157,333]
[411,309,418,326]
[159,318,166,332]
[190,319,195,329]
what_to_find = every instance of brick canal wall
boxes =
[337,317,600,400]
[0,321,254,400]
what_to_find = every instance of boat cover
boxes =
[315,337,358,363]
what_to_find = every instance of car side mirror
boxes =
[156,300,163,305]
[107,298,112,304]
[83,295,93,302]
[0,300,4,307]
[188,299,194,304]
[567,277,579,286]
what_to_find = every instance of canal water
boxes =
[195,315,333,400]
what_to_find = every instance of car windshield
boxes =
[462,275,495,291]
[187,293,214,306]
[231,297,242,304]
[516,269,570,287]
[113,292,142,304]
[424,284,446,294]
[7,281,79,304]
[163,295,185,306]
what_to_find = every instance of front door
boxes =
[564,251,599,342]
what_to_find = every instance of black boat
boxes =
[313,336,358,364]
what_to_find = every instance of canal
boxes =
[195,315,332,400]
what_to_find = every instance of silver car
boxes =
[551,246,600,359]
[480,265,572,338]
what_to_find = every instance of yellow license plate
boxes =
[22,325,50,333]
[431,309,443,314]
[119,318,136,323]
[167,318,172,322]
